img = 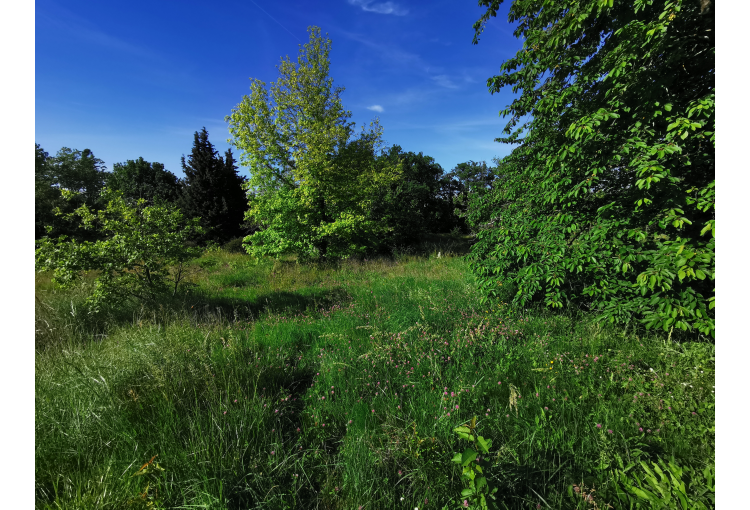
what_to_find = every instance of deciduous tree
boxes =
[109,157,182,205]
[467,0,714,337]
[226,26,402,261]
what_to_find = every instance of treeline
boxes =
[36,137,498,253]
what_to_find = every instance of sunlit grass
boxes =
[35,239,715,509]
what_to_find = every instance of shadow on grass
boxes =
[187,285,353,323]
[36,284,353,352]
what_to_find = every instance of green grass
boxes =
[35,240,715,509]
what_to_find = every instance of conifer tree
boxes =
[179,127,247,244]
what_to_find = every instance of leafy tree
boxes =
[108,157,182,205]
[444,160,499,232]
[226,26,402,261]
[35,189,204,312]
[35,144,109,240]
[35,143,61,239]
[467,0,714,337]
[369,146,453,248]
[179,128,247,245]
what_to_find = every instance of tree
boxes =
[444,160,499,232]
[369,146,450,248]
[179,128,247,245]
[35,144,109,240]
[467,0,714,337]
[35,189,204,312]
[226,26,402,262]
[108,157,182,205]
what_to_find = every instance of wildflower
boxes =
[223,411,227,415]
[607,429,613,434]
[596,423,602,429]
[544,407,549,410]
[271,451,275,455]
[463,500,469,507]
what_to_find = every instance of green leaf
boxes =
[461,448,478,466]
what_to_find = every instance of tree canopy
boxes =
[35,144,109,240]
[467,0,714,337]
[108,157,182,205]
[226,26,402,261]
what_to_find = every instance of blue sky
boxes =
[35,0,521,179]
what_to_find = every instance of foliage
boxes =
[127,455,167,509]
[444,160,500,233]
[35,189,204,312]
[467,0,715,337]
[179,127,247,245]
[605,455,714,509]
[109,157,182,205]
[448,416,499,509]
[35,143,109,240]
[369,146,451,249]
[226,26,403,262]
[222,237,248,254]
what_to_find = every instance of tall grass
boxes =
[35,238,715,509]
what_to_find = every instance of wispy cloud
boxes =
[431,75,460,89]
[366,105,384,112]
[336,30,439,74]
[347,0,408,16]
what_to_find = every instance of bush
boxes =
[222,237,248,254]
[35,189,204,313]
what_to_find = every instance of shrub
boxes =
[35,189,204,313]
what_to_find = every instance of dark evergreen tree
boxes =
[179,127,247,244]
[108,157,182,205]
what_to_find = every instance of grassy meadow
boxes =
[35,235,715,509]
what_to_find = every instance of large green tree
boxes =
[179,128,247,245]
[369,146,450,249]
[108,157,182,205]
[35,144,109,240]
[226,26,402,261]
[467,0,714,337]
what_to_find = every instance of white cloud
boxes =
[347,0,409,16]
[431,75,460,89]
[366,105,384,113]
